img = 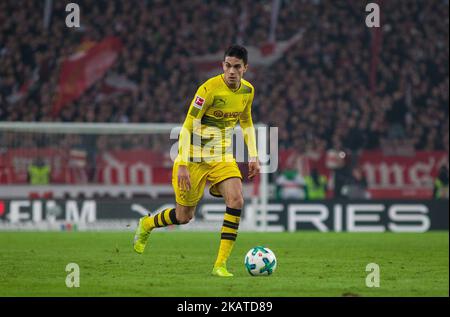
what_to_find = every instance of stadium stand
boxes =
[0,0,448,198]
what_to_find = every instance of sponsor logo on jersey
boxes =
[214,110,224,118]
[194,96,205,109]
[213,111,241,119]
[224,112,241,118]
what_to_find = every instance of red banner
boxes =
[52,37,122,116]
[1,149,448,199]
[279,150,448,188]
[95,150,169,185]
[358,151,448,188]
[0,149,86,184]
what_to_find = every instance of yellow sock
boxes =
[143,208,179,232]
[214,207,241,268]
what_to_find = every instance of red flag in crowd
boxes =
[52,36,122,116]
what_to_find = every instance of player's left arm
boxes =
[239,88,260,180]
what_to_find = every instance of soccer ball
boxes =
[244,246,277,276]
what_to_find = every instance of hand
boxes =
[248,158,260,180]
[178,165,191,191]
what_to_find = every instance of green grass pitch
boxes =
[0,231,448,297]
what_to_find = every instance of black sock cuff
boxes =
[226,206,241,217]
[168,208,179,225]
[221,232,237,241]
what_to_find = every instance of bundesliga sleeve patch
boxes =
[193,96,205,109]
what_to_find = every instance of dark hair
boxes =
[224,44,248,65]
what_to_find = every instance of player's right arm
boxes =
[178,84,213,191]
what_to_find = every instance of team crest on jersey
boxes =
[194,96,205,109]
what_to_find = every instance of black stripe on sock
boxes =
[223,220,239,230]
[226,207,241,217]
[221,232,237,241]
[168,208,179,225]
[154,214,160,227]
[160,210,168,226]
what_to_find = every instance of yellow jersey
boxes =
[178,74,257,164]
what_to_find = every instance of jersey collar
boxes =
[221,74,241,93]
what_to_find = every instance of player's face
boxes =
[222,56,247,89]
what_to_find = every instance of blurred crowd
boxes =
[0,0,449,155]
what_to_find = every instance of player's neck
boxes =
[223,77,241,92]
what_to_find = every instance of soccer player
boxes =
[133,45,259,277]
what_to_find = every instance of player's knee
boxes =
[177,214,193,224]
[175,205,196,224]
[226,194,244,209]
